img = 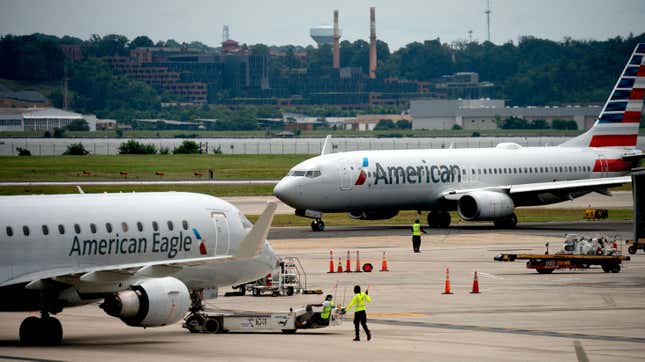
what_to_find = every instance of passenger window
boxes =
[137,222,143,232]
[106,223,113,233]
[167,221,174,231]
[488,168,492,174]
[471,169,475,174]
[478,169,481,174]
[6,226,13,237]
[23,226,30,236]
[90,223,97,234]
[42,225,49,235]
[58,224,65,234]
[483,169,487,174]
[74,224,81,234]
[493,169,497,174]
[182,220,189,230]
[514,168,517,173]
[121,222,128,232]
[152,221,159,232]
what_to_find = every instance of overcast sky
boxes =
[1,0,644,50]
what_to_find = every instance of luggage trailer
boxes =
[494,253,630,273]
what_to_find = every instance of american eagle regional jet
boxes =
[274,43,645,231]
[0,192,278,345]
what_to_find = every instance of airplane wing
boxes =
[4,202,278,288]
[440,176,631,201]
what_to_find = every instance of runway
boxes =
[0,220,643,361]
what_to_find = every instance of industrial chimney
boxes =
[369,7,376,79]
[333,9,340,69]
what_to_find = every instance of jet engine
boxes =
[100,277,190,327]
[347,210,399,220]
[457,190,514,220]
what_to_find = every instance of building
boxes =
[410,99,602,130]
[0,108,97,131]
[0,85,50,108]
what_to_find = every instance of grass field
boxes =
[0,184,275,196]
[0,154,310,181]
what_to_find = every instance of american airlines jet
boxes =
[274,43,645,232]
[0,192,278,345]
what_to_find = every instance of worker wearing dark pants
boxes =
[343,285,372,341]
[412,219,427,253]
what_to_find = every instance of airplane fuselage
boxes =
[275,144,632,213]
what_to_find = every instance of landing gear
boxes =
[19,313,63,345]
[494,213,518,228]
[427,210,451,228]
[311,219,325,232]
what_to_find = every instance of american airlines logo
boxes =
[354,157,369,185]
[372,162,462,185]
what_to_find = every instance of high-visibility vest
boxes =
[347,292,371,312]
[412,223,421,236]
[321,301,334,319]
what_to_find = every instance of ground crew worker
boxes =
[310,294,335,327]
[411,219,427,253]
[342,285,372,341]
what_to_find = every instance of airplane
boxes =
[0,191,279,345]
[274,43,645,232]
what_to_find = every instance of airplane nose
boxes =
[273,178,300,207]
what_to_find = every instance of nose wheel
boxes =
[311,219,325,232]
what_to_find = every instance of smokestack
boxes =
[369,7,376,79]
[333,9,340,69]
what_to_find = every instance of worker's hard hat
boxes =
[325,294,333,300]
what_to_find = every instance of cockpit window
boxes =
[291,170,306,176]
[305,170,322,178]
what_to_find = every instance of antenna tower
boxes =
[485,0,491,43]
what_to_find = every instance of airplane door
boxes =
[339,159,354,191]
[211,212,230,255]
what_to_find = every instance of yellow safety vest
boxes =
[347,292,371,312]
[321,301,334,319]
[412,223,421,236]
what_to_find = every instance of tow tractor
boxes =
[183,304,342,334]
[494,234,630,273]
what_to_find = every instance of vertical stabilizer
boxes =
[560,43,644,148]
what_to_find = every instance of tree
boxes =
[83,34,129,57]
[129,36,154,49]
[64,119,90,131]
[173,140,201,154]
[374,119,396,130]
[396,119,412,129]
[53,128,66,138]
[0,34,65,81]
[62,143,89,155]
[551,119,578,130]
[118,140,157,154]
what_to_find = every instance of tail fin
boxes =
[560,43,644,148]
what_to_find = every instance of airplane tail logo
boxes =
[193,228,208,255]
[355,157,369,185]
[561,43,644,148]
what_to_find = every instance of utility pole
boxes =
[468,30,473,44]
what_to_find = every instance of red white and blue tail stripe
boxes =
[561,43,644,148]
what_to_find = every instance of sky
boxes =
[1,0,644,50]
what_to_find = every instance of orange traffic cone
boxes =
[380,251,389,272]
[328,250,335,273]
[345,250,351,272]
[470,271,480,294]
[355,250,362,273]
[442,267,453,294]
[337,257,343,273]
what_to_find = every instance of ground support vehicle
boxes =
[183,305,342,334]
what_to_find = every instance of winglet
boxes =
[76,185,85,194]
[321,135,332,155]
[234,202,277,259]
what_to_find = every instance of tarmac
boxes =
[0,221,644,361]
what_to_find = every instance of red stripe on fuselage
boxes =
[592,159,632,172]
[638,66,645,76]
[630,88,645,100]
[589,134,638,147]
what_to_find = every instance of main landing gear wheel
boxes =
[311,219,325,232]
[628,245,637,255]
[427,211,451,228]
[19,315,63,345]
[494,213,518,229]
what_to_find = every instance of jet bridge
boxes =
[627,168,645,254]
